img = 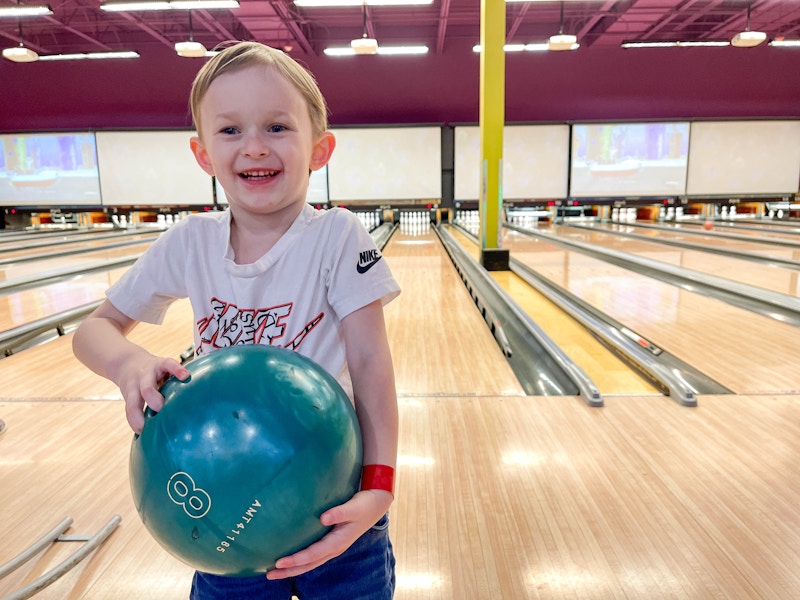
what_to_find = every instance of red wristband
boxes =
[361,464,395,496]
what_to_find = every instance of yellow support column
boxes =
[479,0,508,270]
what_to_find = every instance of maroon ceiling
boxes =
[1,0,799,132]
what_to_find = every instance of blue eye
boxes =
[268,125,287,133]
[220,127,239,135]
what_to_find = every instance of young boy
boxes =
[72,41,400,599]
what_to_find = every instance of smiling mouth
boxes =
[239,169,279,180]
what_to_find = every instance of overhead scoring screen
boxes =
[686,120,800,196]
[570,122,690,198]
[327,127,441,202]
[96,130,214,206]
[454,124,570,201]
[0,133,101,206]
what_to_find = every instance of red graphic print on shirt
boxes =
[196,297,323,355]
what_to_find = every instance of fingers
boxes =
[267,526,351,580]
[165,358,191,382]
[126,399,146,434]
[124,357,190,434]
[320,504,346,527]
[266,491,393,580]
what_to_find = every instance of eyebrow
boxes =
[211,110,296,122]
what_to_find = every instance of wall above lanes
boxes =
[1,38,798,132]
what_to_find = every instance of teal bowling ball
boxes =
[128,345,362,577]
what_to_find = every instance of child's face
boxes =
[191,64,333,221]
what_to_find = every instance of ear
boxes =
[190,136,215,177]
[309,131,336,172]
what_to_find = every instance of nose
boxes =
[242,130,270,158]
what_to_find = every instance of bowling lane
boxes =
[501,227,800,394]
[446,226,659,396]
[0,242,149,281]
[662,220,800,242]
[0,235,161,330]
[0,228,142,254]
[381,225,525,397]
[1,298,195,399]
[552,224,799,297]
[0,230,159,263]
[592,222,800,264]
[3,224,527,400]
[0,267,129,331]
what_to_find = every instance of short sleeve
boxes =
[106,220,192,324]
[323,210,400,320]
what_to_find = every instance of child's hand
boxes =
[116,354,190,434]
[266,488,393,580]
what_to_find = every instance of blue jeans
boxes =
[190,514,395,599]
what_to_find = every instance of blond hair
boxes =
[190,41,329,138]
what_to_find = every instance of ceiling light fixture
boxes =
[351,37,378,54]
[769,39,800,47]
[548,1,577,51]
[2,16,37,62]
[175,40,206,56]
[175,10,206,57]
[324,45,427,56]
[473,42,576,53]
[38,50,140,60]
[169,0,239,8]
[295,0,431,6]
[679,40,729,47]
[548,34,577,51]
[350,2,377,54]
[621,41,677,48]
[3,45,38,62]
[100,0,238,12]
[731,1,766,48]
[0,5,52,17]
[621,40,730,48]
[732,30,766,47]
[100,1,170,10]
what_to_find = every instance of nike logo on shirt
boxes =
[357,249,383,274]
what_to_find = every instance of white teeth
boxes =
[240,170,277,178]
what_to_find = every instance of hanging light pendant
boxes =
[732,1,766,47]
[548,1,577,51]
[3,19,38,62]
[350,3,378,54]
[175,10,206,57]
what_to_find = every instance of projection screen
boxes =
[96,130,214,206]
[0,132,101,206]
[570,122,690,198]
[686,120,800,196]
[327,127,441,202]
[454,124,570,201]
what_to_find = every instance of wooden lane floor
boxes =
[2,395,799,598]
[2,225,800,598]
[382,226,525,397]
[2,226,523,400]
[553,224,799,297]
[594,222,800,263]
[445,226,659,397]
[501,227,800,394]
[1,298,195,399]
[1,267,127,332]
[0,240,158,331]
[670,220,800,240]
[0,231,160,263]
[0,241,151,281]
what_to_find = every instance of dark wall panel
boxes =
[0,40,797,133]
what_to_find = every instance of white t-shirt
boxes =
[107,204,400,394]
